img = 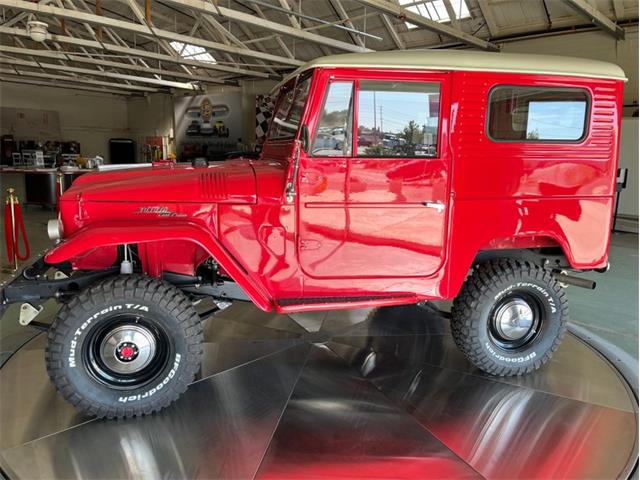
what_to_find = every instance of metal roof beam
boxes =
[160,0,372,53]
[197,18,273,74]
[233,21,292,69]
[477,0,499,38]
[379,13,405,49]
[0,54,201,89]
[251,2,298,59]
[0,26,271,78]
[353,0,499,51]
[563,0,625,39]
[0,66,160,92]
[328,0,366,48]
[611,0,624,21]
[0,74,133,95]
[277,0,302,29]
[163,7,280,76]
[0,44,229,85]
[442,0,459,27]
[202,15,245,49]
[123,0,194,76]
[0,0,303,66]
[262,1,332,57]
[61,0,159,82]
[2,10,28,26]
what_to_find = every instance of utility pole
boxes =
[379,105,383,133]
[373,91,377,133]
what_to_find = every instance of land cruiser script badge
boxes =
[135,206,187,218]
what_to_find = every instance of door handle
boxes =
[423,201,445,213]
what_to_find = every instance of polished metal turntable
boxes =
[0,302,637,479]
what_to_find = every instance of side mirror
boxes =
[300,125,310,153]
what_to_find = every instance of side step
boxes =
[275,295,417,313]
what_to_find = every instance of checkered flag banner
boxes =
[255,93,277,141]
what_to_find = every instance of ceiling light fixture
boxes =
[27,20,49,42]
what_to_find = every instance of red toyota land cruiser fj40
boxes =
[2,50,626,418]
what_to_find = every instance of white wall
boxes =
[619,118,639,218]
[0,84,178,163]
[126,93,174,161]
[0,83,129,162]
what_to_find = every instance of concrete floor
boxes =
[1,207,638,359]
[567,231,638,359]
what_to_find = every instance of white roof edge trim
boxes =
[272,50,627,92]
[312,62,628,80]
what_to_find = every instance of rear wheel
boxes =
[451,259,568,376]
[45,275,203,419]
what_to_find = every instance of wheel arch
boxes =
[473,245,572,270]
[44,221,273,311]
[446,234,577,299]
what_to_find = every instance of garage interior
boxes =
[0,0,639,478]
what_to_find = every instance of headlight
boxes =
[47,218,64,241]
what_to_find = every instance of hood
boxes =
[66,159,257,204]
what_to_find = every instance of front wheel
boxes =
[45,275,203,419]
[451,259,568,376]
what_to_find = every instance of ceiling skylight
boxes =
[398,0,470,29]
[169,41,217,64]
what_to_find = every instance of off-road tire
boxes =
[451,259,568,376]
[45,275,203,419]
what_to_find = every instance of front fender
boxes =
[45,221,273,311]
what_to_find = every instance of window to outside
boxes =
[311,82,354,156]
[398,0,470,29]
[268,75,312,141]
[357,81,440,157]
[488,86,589,141]
[169,41,217,64]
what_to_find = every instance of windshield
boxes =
[267,74,312,141]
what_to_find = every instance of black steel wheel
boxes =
[451,259,568,376]
[46,275,203,419]
[487,292,543,351]
[83,315,171,389]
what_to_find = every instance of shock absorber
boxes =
[120,244,133,274]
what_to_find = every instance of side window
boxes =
[268,75,312,141]
[357,81,440,158]
[488,86,589,142]
[312,81,354,156]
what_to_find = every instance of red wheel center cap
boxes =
[120,346,135,358]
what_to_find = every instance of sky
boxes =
[526,101,587,140]
[358,90,440,134]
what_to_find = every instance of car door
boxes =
[298,70,451,279]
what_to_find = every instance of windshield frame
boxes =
[266,72,313,143]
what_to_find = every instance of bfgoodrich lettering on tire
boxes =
[45,275,203,419]
[451,259,568,376]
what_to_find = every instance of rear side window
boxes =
[488,86,589,142]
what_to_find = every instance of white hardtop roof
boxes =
[283,50,627,85]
